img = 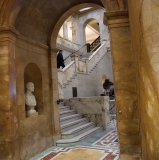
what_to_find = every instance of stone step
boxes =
[59,102,64,107]
[60,114,82,125]
[60,110,76,118]
[110,114,116,118]
[61,122,95,139]
[59,106,71,112]
[61,118,89,132]
[56,126,102,147]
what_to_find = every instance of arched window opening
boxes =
[84,19,100,52]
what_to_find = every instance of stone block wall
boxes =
[128,0,159,159]
[15,36,55,160]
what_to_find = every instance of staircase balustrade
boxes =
[90,36,101,51]
[63,96,110,130]
[58,61,75,86]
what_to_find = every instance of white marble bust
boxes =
[25,82,38,117]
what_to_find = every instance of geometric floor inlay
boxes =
[92,130,118,148]
[39,146,119,160]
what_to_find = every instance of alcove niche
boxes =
[24,63,43,116]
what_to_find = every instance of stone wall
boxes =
[128,0,159,159]
[78,9,109,47]
[15,36,60,160]
[105,10,141,159]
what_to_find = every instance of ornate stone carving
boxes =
[25,82,38,117]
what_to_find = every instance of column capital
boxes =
[0,26,20,43]
[0,26,20,36]
[104,10,129,28]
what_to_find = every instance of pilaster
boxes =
[105,11,141,159]
[49,48,61,144]
[63,20,68,39]
[0,26,20,160]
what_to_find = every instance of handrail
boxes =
[91,42,101,52]
[90,36,100,51]
[62,61,75,72]
[88,42,106,61]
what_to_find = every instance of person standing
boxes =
[57,50,65,69]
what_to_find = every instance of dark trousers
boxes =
[57,63,65,69]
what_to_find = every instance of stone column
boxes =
[105,11,141,159]
[0,26,20,159]
[71,14,77,43]
[63,20,68,39]
[49,48,61,144]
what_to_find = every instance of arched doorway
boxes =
[0,0,141,160]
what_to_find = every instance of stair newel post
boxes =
[71,53,79,72]
[82,58,89,74]
[49,47,61,145]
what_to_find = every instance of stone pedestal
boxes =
[71,53,79,72]
[0,26,20,160]
[105,10,141,159]
[26,106,38,117]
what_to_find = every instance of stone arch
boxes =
[82,18,100,46]
[50,3,104,48]
[74,8,110,50]
[7,0,104,45]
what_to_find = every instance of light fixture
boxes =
[79,7,92,12]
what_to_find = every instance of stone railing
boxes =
[63,96,110,130]
[90,36,101,51]
[56,36,81,52]
[88,41,107,71]
[58,61,75,86]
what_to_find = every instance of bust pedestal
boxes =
[26,106,38,117]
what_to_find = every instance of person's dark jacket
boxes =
[57,52,64,65]
[103,79,114,90]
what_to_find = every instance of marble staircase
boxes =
[56,104,102,146]
[58,41,109,89]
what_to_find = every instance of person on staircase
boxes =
[101,79,115,99]
[57,50,65,69]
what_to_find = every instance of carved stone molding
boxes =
[101,0,128,11]
[104,10,129,28]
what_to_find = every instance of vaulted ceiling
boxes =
[0,0,128,45]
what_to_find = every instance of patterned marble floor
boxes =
[31,121,119,160]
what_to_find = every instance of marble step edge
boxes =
[60,110,76,115]
[56,127,102,145]
[60,118,88,129]
[59,106,71,111]
[60,114,82,121]
[110,114,116,117]
[62,122,95,135]
[61,122,96,139]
